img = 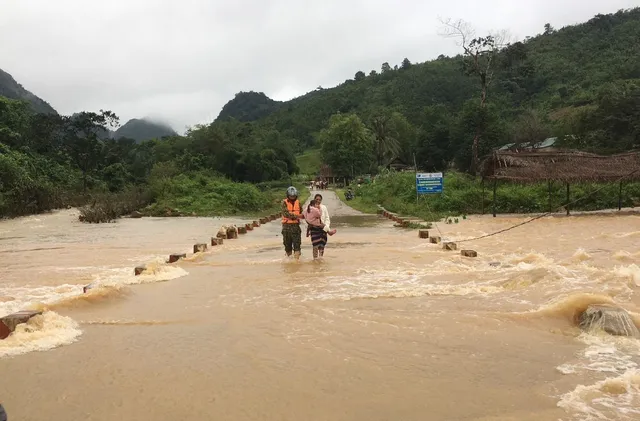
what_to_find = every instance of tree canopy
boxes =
[218,8,640,173]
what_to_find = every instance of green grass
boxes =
[296,149,322,176]
[351,171,640,222]
[143,171,310,217]
[334,189,380,214]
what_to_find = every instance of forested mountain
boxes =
[218,8,639,173]
[0,68,57,115]
[216,91,282,122]
[114,118,177,142]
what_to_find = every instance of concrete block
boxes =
[238,226,247,234]
[169,253,186,263]
[245,223,253,231]
[211,237,223,246]
[252,220,260,228]
[418,230,429,239]
[461,250,478,257]
[0,310,43,340]
[429,236,441,244]
[194,243,208,253]
[134,265,147,276]
[226,227,238,239]
[443,242,458,251]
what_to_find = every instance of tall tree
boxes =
[369,110,414,168]
[440,18,509,173]
[62,110,119,192]
[319,113,374,178]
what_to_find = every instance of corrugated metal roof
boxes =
[497,137,557,151]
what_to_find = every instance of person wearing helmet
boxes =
[281,186,304,259]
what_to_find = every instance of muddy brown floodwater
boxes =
[1,191,639,421]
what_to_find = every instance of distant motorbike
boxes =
[345,190,354,201]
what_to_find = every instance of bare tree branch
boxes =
[438,17,475,55]
[438,18,511,174]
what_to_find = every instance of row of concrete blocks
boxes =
[377,206,478,258]
[3,214,286,340]
[148,212,282,271]
[378,208,424,228]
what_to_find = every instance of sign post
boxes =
[416,172,444,195]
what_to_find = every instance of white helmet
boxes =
[286,186,298,197]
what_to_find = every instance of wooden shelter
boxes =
[388,157,413,172]
[479,150,640,216]
[318,164,337,184]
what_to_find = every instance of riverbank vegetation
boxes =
[0,96,303,221]
[342,171,640,222]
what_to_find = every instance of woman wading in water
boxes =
[304,197,336,259]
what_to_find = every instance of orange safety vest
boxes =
[282,199,301,224]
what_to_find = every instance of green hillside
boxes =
[114,118,177,142]
[216,91,282,123]
[211,8,640,174]
[295,149,321,176]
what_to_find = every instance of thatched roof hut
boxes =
[480,150,640,183]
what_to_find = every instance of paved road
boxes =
[306,189,367,217]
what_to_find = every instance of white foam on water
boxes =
[0,258,188,358]
[0,260,188,317]
[0,284,81,316]
[290,249,619,303]
[558,368,640,421]
[614,264,640,287]
[556,333,640,420]
[0,311,82,359]
[97,262,189,287]
[558,334,640,375]
[572,249,593,262]
[613,251,640,263]
[613,231,640,239]
[298,268,505,301]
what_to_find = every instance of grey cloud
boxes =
[1,0,636,133]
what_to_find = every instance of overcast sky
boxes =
[1,0,636,133]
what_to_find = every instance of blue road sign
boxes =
[416,172,443,194]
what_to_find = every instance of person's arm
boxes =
[321,205,331,232]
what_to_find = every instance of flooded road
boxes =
[1,191,640,421]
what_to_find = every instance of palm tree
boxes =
[371,114,401,168]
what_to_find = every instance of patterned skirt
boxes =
[310,226,328,248]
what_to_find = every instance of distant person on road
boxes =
[281,186,304,260]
